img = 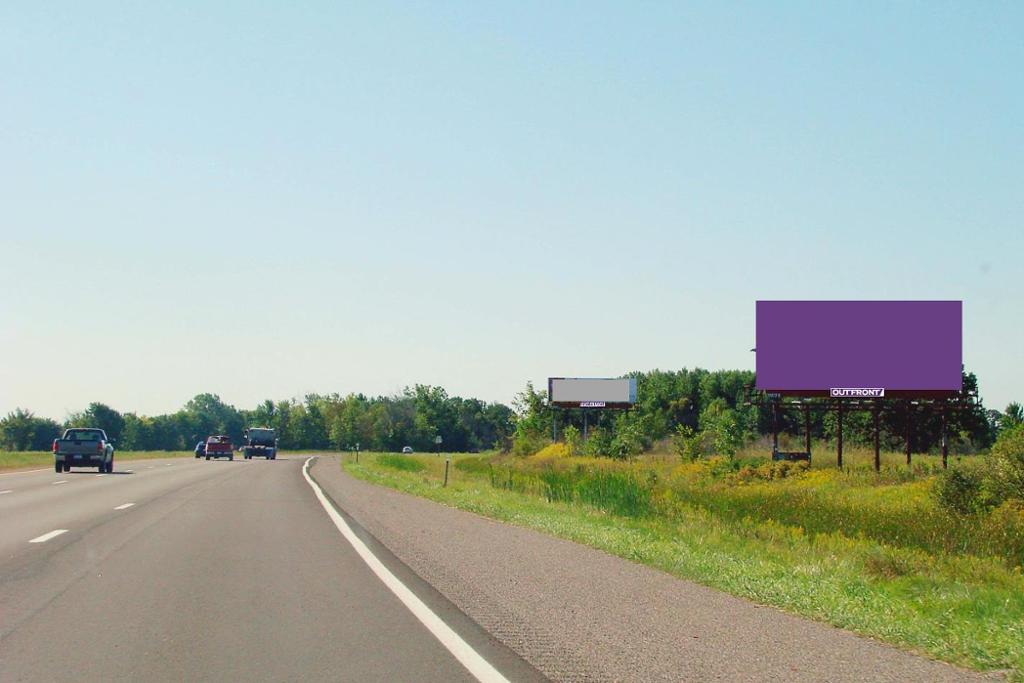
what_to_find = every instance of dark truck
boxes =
[53,428,115,473]
[242,427,277,460]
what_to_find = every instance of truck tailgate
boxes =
[57,441,103,455]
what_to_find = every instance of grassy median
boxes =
[343,451,1024,679]
[0,450,196,472]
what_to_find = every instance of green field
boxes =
[0,450,195,472]
[343,450,1024,679]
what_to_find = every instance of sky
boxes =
[1,2,1021,421]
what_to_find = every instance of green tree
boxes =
[0,409,61,450]
[610,417,645,459]
[511,382,552,455]
[671,424,703,462]
[66,402,125,441]
[563,424,580,456]
[700,398,745,457]
[988,424,1024,504]
[1004,403,1024,430]
[580,426,612,457]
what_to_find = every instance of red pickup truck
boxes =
[204,435,234,461]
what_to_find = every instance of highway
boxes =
[0,456,541,682]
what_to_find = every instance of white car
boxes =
[401,446,413,454]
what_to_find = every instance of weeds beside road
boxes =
[345,450,1024,679]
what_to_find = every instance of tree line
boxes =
[512,368,1015,458]
[0,386,514,453]
[3,368,1018,457]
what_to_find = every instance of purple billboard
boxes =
[755,301,962,395]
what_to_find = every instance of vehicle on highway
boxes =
[204,435,234,461]
[401,446,413,454]
[53,428,115,473]
[194,440,206,458]
[242,427,277,460]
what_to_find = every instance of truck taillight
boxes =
[97,442,103,452]
[52,440,58,453]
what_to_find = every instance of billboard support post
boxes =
[872,402,881,473]
[771,402,779,454]
[905,403,913,467]
[836,400,844,469]
[583,410,589,441]
[803,404,811,458]
[941,406,949,469]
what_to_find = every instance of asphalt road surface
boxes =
[0,456,542,682]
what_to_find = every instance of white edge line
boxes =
[114,503,135,510]
[0,489,12,495]
[30,529,68,543]
[301,456,508,683]
[52,480,68,485]
[0,468,49,477]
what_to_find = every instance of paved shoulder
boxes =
[311,455,992,682]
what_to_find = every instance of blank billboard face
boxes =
[755,301,962,394]
[548,378,637,407]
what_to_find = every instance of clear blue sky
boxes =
[1,2,1021,421]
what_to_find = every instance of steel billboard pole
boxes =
[941,404,949,469]
[803,404,811,458]
[836,399,844,469]
[771,401,779,455]
[873,402,881,473]
[905,402,913,467]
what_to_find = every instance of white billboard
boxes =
[548,377,637,408]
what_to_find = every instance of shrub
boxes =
[580,427,612,458]
[610,422,645,460]
[529,442,571,462]
[511,431,549,457]
[705,456,741,478]
[988,424,1024,504]
[933,464,986,514]
[563,425,580,456]
[699,399,745,457]
[672,424,703,462]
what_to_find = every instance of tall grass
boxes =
[376,453,426,472]
[499,468,653,517]
[490,453,1024,567]
[733,437,954,471]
